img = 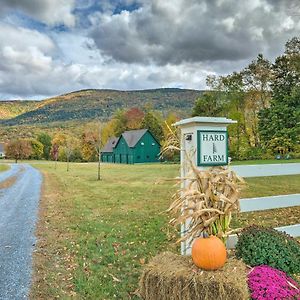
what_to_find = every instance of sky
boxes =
[0,0,299,100]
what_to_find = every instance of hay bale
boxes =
[139,252,249,300]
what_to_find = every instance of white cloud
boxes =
[0,22,213,99]
[0,0,299,99]
[0,0,76,26]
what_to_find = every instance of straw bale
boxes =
[139,252,249,300]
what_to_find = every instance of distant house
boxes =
[101,129,160,164]
[0,143,5,159]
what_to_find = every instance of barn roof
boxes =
[0,143,4,153]
[101,137,119,153]
[122,129,148,147]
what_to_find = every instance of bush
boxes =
[236,225,300,276]
[248,265,300,300]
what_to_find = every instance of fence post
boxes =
[174,117,237,255]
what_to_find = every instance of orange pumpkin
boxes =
[191,235,227,270]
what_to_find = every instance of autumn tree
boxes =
[81,123,103,180]
[112,109,128,137]
[81,121,114,162]
[5,139,32,163]
[200,54,272,158]
[124,107,144,129]
[62,136,80,171]
[51,133,67,168]
[81,130,97,162]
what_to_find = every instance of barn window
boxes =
[152,143,155,146]
[141,142,144,146]
[137,155,141,159]
[146,155,150,158]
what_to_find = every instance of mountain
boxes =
[0,88,204,126]
[0,101,38,120]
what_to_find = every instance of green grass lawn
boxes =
[30,162,300,299]
[0,164,9,172]
[231,158,300,165]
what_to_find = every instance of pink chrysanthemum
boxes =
[248,265,300,300]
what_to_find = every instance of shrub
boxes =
[248,265,300,300]
[236,225,300,276]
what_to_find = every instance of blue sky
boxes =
[0,0,299,99]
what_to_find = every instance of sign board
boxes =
[197,130,228,166]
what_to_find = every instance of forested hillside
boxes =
[0,101,38,120]
[0,88,204,125]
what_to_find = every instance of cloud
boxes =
[0,0,76,26]
[90,0,300,65]
[0,22,212,99]
[0,0,299,99]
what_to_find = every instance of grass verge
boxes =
[0,164,9,172]
[31,162,300,299]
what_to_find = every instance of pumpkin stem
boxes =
[203,232,209,238]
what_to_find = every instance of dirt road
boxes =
[0,164,42,300]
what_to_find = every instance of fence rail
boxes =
[226,163,300,249]
[240,194,300,212]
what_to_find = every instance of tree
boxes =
[271,37,300,101]
[141,111,164,142]
[30,139,44,160]
[124,107,144,129]
[259,37,300,152]
[5,139,32,163]
[37,133,52,160]
[81,130,97,162]
[192,92,225,117]
[259,86,300,150]
[112,109,128,137]
[81,123,103,180]
[51,133,67,169]
[242,54,272,110]
[64,137,79,171]
[221,72,250,158]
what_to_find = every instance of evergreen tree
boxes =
[258,37,300,151]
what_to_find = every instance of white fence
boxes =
[184,163,300,254]
[227,163,300,248]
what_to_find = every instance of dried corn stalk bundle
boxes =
[160,122,180,158]
[168,163,245,242]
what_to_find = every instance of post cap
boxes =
[174,116,237,127]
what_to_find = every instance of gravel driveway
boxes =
[0,164,42,300]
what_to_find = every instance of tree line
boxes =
[4,107,179,164]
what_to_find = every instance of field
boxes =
[231,158,300,165]
[0,164,9,172]
[29,162,300,299]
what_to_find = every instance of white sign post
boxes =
[174,117,237,255]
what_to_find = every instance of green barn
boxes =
[101,137,119,163]
[101,129,160,164]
